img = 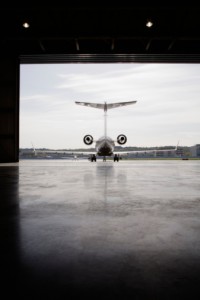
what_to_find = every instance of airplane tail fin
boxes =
[75,100,137,111]
[75,100,137,139]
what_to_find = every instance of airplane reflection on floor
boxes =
[1,160,200,299]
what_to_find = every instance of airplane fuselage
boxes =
[96,136,115,156]
[75,100,137,161]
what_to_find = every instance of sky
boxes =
[20,63,200,149]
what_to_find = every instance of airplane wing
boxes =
[113,145,179,156]
[33,149,96,156]
[25,142,97,157]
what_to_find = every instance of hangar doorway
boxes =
[19,61,200,159]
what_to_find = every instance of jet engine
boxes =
[83,134,93,145]
[117,134,127,145]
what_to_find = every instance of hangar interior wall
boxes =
[0,58,19,162]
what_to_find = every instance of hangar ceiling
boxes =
[1,3,200,162]
[1,3,200,63]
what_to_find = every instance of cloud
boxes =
[20,63,200,148]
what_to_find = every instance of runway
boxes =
[1,159,200,299]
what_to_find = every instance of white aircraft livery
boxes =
[75,100,137,161]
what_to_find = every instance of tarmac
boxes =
[1,159,200,299]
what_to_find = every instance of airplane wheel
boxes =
[91,155,96,162]
[114,155,119,162]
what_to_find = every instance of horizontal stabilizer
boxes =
[107,101,137,109]
[75,102,105,109]
[75,100,137,111]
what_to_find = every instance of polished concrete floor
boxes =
[1,159,200,299]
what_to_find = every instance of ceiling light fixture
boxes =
[146,19,153,28]
[22,22,30,29]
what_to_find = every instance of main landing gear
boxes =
[90,154,96,162]
[114,154,119,162]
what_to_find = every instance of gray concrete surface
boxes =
[1,159,200,299]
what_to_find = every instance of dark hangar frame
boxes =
[1,4,200,162]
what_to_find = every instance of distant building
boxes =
[190,144,200,157]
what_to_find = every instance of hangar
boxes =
[1,3,200,300]
[1,3,200,162]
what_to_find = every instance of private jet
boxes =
[74,100,178,162]
[27,100,178,162]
